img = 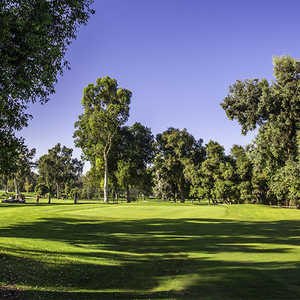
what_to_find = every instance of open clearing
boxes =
[1,200,300,299]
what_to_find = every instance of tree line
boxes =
[1,3,300,206]
[2,56,300,207]
[70,56,300,206]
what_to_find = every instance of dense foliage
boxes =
[221,56,300,205]
[37,143,83,202]
[153,128,205,202]
[74,76,131,202]
[2,55,300,207]
[0,0,94,174]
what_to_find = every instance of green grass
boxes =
[1,200,300,299]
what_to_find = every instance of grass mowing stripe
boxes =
[1,202,300,299]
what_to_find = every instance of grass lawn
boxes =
[1,199,300,299]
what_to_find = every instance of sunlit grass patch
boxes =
[1,201,300,299]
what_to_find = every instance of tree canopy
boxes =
[74,76,131,203]
[221,56,300,205]
[37,143,83,203]
[115,122,155,201]
[221,56,300,161]
[153,128,205,202]
[1,0,94,116]
[0,0,94,175]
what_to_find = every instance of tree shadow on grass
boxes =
[1,217,300,299]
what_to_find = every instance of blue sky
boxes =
[20,0,300,171]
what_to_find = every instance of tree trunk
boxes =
[5,177,8,193]
[180,190,185,203]
[74,193,78,204]
[126,186,131,203]
[103,155,108,203]
[14,177,18,196]
[48,193,51,204]
[56,183,59,199]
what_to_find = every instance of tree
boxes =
[81,168,102,200]
[153,128,205,202]
[0,141,36,194]
[38,143,83,203]
[35,183,49,198]
[13,145,36,195]
[270,161,300,207]
[70,187,80,204]
[195,141,227,204]
[221,56,300,204]
[188,140,241,205]
[115,123,155,202]
[0,0,94,173]
[221,56,300,167]
[230,145,253,204]
[0,133,24,176]
[23,171,38,193]
[214,161,238,204]
[38,156,55,203]
[1,0,95,126]
[74,76,131,203]
[153,153,176,201]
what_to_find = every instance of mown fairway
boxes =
[1,201,300,299]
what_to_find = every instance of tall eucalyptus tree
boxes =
[74,77,131,203]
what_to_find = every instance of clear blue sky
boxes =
[20,0,300,171]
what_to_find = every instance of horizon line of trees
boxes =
[2,60,300,208]
[0,126,297,207]
[67,56,300,207]
[0,128,261,204]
